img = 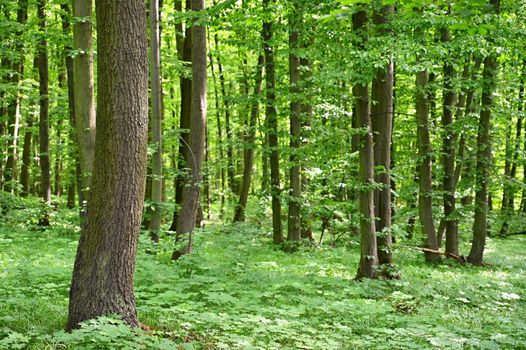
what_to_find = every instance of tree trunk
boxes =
[468,0,500,265]
[214,34,236,196]
[172,0,207,259]
[208,41,226,217]
[234,54,264,222]
[371,3,394,265]
[170,0,192,232]
[287,13,302,242]
[416,69,440,262]
[73,0,96,212]
[441,26,459,256]
[37,0,51,205]
[148,0,163,240]
[262,0,283,244]
[67,0,149,329]
[353,7,378,279]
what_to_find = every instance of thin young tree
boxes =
[172,0,207,259]
[263,0,283,244]
[371,1,394,265]
[66,0,149,329]
[468,0,500,265]
[148,0,163,240]
[72,0,96,215]
[354,5,378,279]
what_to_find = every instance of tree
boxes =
[354,5,378,279]
[233,54,264,223]
[371,1,394,265]
[172,0,207,259]
[148,0,163,240]
[72,0,96,215]
[67,0,149,329]
[468,0,500,265]
[262,0,283,244]
[37,0,51,206]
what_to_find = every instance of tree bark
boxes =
[170,0,192,232]
[468,0,500,265]
[287,13,302,242]
[263,0,283,244]
[148,0,163,240]
[416,69,440,262]
[371,3,394,265]
[234,55,264,222]
[72,0,96,213]
[441,26,459,256]
[353,7,378,279]
[37,0,51,205]
[67,0,149,329]
[172,0,207,259]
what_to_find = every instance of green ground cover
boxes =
[0,200,525,349]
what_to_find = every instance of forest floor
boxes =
[0,199,525,349]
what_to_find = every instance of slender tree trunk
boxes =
[441,27,459,256]
[214,34,236,196]
[67,0,149,329]
[353,7,378,279]
[38,0,51,206]
[170,0,192,232]
[300,56,313,240]
[234,55,264,222]
[371,3,394,265]
[72,0,96,213]
[148,0,163,240]
[20,118,32,197]
[172,0,207,259]
[416,69,440,262]
[263,0,283,244]
[208,37,225,217]
[468,0,500,265]
[54,118,63,196]
[287,13,302,242]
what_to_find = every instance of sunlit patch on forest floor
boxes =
[0,206,525,349]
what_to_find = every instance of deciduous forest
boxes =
[0,0,525,348]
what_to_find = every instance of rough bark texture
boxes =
[441,27,459,256]
[73,0,96,210]
[416,70,440,262]
[172,0,207,257]
[371,3,394,265]
[468,0,500,265]
[353,8,378,279]
[288,19,301,242]
[148,0,163,238]
[66,0,149,329]
[38,0,51,205]
[170,0,192,232]
[263,0,283,244]
[234,55,264,222]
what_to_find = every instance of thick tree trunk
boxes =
[234,55,264,222]
[148,0,163,240]
[468,0,500,265]
[73,0,96,212]
[416,69,440,263]
[172,0,207,259]
[170,0,192,232]
[287,15,302,242]
[67,0,149,329]
[263,0,283,244]
[38,0,51,205]
[441,27,459,256]
[371,3,394,265]
[353,8,378,279]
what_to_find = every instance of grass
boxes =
[0,199,525,349]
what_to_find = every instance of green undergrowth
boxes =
[0,200,525,349]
